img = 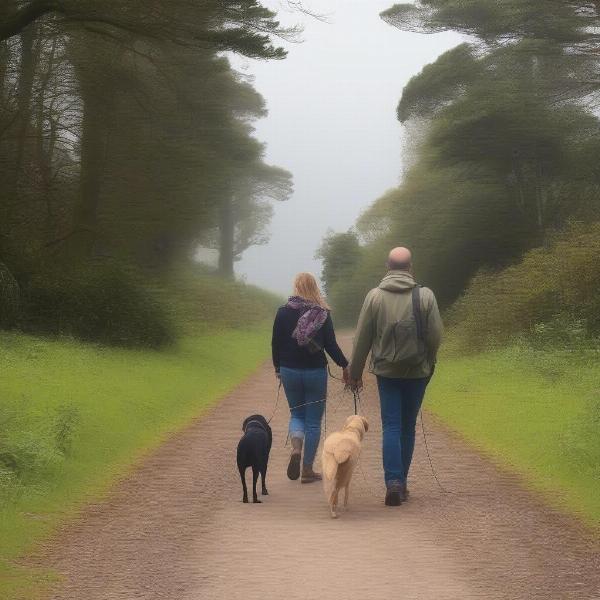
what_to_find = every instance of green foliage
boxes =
[428,342,600,526]
[398,43,481,122]
[0,0,294,334]
[449,223,600,349]
[0,326,273,597]
[327,2,600,327]
[0,399,79,506]
[14,261,282,348]
[20,264,175,349]
[382,1,597,44]
[156,264,282,334]
[315,230,362,296]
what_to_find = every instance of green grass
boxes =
[0,327,272,599]
[427,343,600,527]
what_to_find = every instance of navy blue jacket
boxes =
[272,306,348,372]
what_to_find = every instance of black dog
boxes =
[237,414,272,503]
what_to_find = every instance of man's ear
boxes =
[362,416,369,432]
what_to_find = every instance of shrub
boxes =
[156,264,282,333]
[449,222,600,349]
[0,401,78,502]
[21,264,174,348]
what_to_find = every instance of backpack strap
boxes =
[412,285,424,342]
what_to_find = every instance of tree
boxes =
[326,1,600,321]
[316,231,361,296]
[210,161,293,277]
[0,0,295,279]
[0,1,298,59]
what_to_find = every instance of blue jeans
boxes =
[376,376,429,485]
[279,367,327,467]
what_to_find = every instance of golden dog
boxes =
[321,415,369,518]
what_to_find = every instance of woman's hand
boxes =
[342,366,350,385]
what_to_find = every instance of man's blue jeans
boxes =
[376,375,429,485]
[279,367,327,468]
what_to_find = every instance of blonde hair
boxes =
[293,272,330,309]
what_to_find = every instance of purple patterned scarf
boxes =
[287,296,328,347]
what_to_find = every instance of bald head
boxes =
[387,247,412,272]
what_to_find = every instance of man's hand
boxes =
[349,378,363,392]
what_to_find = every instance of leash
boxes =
[352,388,361,415]
[328,363,362,416]
[327,364,344,381]
[270,364,356,424]
[268,366,354,447]
[272,369,450,497]
[267,381,283,424]
[268,381,328,425]
[419,409,451,494]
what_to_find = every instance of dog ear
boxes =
[361,416,369,432]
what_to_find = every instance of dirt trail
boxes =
[44,336,599,599]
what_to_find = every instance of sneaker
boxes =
[385,480,405,506]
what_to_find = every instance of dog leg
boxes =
[261,463,268,496]
[252,466,261,503]
[343,484,350,509]
[239,465,248,504]
[330,489,339,519]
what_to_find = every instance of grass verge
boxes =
[0,327,271,599]
[427,343,600,528]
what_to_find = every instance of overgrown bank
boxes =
[427,342,600,527]
[0,325,274,599]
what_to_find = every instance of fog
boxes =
[235,0,462,294]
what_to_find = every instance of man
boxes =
[349,247,443,506]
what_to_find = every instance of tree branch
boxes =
[0,1,62,42]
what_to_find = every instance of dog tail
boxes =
[322,450,338,482]
[333,439,353,465]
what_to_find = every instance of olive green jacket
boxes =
[349,271,443,380]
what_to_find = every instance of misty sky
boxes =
[235,0,461,295]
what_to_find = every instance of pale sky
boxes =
[235,0,461,294]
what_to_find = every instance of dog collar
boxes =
[245,419,268,432]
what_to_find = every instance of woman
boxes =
[272,272,349,483]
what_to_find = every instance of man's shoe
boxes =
[301,466,322,483]
[402,486,410,502]
[385,480,405,506]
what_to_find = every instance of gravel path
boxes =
[44,337,600,599]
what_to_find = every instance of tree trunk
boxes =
[218,195,235,277]
[14,24,38,184]
[74,73,113,256]
[36,32,57,202]
[0,41,9,103]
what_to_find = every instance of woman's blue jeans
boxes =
[376,375,429,485]
[279,367,327,468]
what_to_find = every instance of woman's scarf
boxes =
[287,296,328,347]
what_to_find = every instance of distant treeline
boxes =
[0,1,293,345]
[320,0,600,346]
